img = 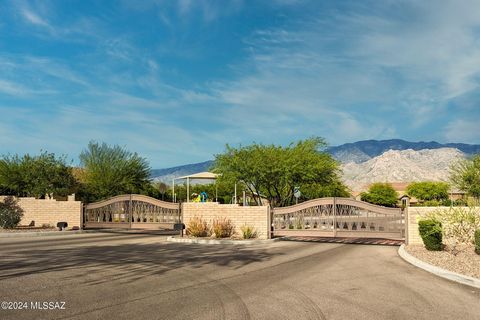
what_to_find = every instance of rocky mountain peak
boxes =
[342,148,465,191]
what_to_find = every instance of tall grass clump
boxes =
[212,218,234,238]
[240,225,257,239]
[186,216,209,237]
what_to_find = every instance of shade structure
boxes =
[172,172,220,203]
[176,172,220,180]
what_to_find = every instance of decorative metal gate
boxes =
[272,197,405,240]
[83,194,181,230]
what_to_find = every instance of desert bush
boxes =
[425,206,480,244]
[240,225,257,239]
[475,229,480,254]
[212,218,235,238]
[450,154,480,199]
[419,199,450,207]
[186,216,209,237]
[360,183,398,207]
[0,196,24,229]
[418,219,443,251]
[407,181,450,203]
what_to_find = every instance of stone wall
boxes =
[182,202,270,239]
[0,196,82,229]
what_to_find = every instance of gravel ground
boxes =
[406,244,480,279]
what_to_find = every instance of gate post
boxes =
[333,197,337,237]
[178,202,182,224]
[81,203,84,230]
[404,206,409,245]
[268,206,272,239]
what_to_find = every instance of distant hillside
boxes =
[342,148,465,191]
[328,139,480,163]
[151,160,213,183]
[150,139,480,183]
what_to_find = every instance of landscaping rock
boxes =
[405,244,480,279]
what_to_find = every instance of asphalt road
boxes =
[0,233,478,320]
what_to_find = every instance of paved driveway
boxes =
[0,233,478,320]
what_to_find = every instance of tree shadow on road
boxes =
[0,238,282,284]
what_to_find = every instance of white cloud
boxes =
[0,79,29,96]
[203,0,480,144]
[20,7,50,28]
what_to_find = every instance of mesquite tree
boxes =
[79,142,151,202]
[0,152,76,198]
[213,137,348,207]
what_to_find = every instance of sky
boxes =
[0,0,479,168]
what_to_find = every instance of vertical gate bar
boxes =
[129,194,133,229]
[333,197,337,237]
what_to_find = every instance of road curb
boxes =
[166,236,284,245]
[398,244,480,289]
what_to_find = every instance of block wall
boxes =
[0,196,82,229]
[182,202,270,239]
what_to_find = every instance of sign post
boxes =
[294,187,301,204]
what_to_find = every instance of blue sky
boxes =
[1,0,479,168]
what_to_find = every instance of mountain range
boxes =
[151,139,480,187]
[327,139,480,163]
[341,148,464,190]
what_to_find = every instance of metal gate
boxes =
[83,194,181,230]
[272,197,404,240]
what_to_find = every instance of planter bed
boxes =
[405,244,480,279]
[167,236,281,245]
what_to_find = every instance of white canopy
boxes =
[172,171,220,203]
[176,172,220,180]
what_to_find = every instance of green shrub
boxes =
[186,216,209,237]
[241,225,257,239]
[475,229,480,254]
[212,218,234,238]
[418,219,443,251]
[0,196,24,229]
